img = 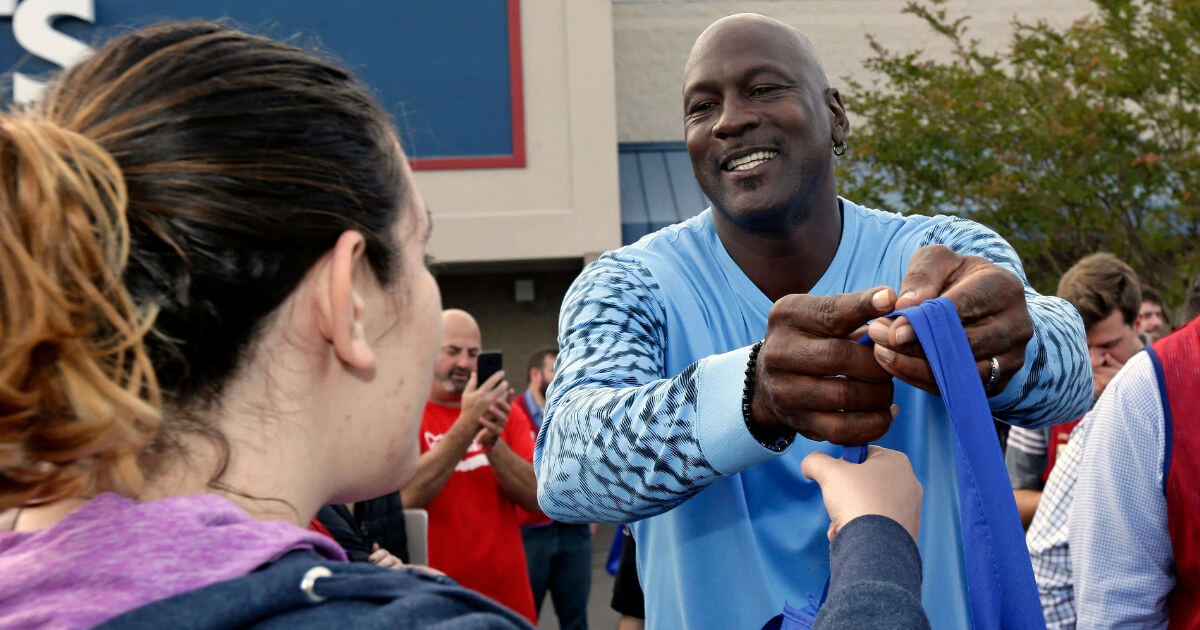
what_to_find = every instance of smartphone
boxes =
[476,351,504,385]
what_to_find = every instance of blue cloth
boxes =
[536,200,1092,630]
[97,549,533,629]
[786,300,1042,630]
[523,390,544,431]
[890,298,1043,629]
[604,526,623,576]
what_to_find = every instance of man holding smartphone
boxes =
[401,308,541,625]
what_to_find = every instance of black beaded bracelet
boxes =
[742,340,793,452]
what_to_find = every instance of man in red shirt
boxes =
[400,309,540,624]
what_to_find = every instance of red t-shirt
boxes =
[1042,416,1084,483]
[512,393,552,528]
[420,400,538,624]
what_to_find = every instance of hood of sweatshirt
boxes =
[0,492,347,629]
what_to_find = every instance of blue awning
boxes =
[619,142,711,245]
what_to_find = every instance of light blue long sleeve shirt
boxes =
[535,199,1091,630]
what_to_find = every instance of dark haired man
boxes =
[515,346,593,630]
[1136,286,1170,343]
[1009,254,1144,626]
[514,346,558,436]
[1008,253,1145,527]
[536,13,1090,630]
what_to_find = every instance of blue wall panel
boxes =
[0,0,522,165]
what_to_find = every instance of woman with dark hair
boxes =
[0,21,528,629]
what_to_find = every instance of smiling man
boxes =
[1135,287,1170,343]
[535,14,1091,630]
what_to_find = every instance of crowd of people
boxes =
[0,11,1196,630]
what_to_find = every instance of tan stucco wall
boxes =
[431,1,1104,366]
[437,267,582,392]
[416,1,622,265]
[614,0,1099,142]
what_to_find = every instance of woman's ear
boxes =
[324,230,375,372]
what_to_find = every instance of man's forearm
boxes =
[919,217,1091,426]
[487,440,540,513]
[400,416,478,509]
[991,293,1091,426]
[538,256,774,524]
[1013,489,1042,529]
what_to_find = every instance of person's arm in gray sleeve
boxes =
[814,515,931,630]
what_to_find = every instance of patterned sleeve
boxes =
[917,218,1092,427]
[533,253,781,523]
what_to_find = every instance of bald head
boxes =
[685,14,828,93]
[680,12,848,232]
[432,308,483,401]
[442,308,480,341]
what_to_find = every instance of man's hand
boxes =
[1092,352,1124,399]
[868,245,1032,395]
[749,287,899,446]
[477,396,512,449]
[368,543,405,569]
[458,370,509,430]
[801,446,923,543]
[368,543,447,577]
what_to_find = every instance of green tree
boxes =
[839,0,1199,304]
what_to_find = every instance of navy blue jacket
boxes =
[96,550,533,629]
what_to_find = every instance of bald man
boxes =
[536,14,1091,629]
[401,309,540,624]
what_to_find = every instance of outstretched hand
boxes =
[802,446,923,543]
[749,286,900,446]
[867,245,1032,395]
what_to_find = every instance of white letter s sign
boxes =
[1,0,95,103]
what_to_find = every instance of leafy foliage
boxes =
[839,0,1199,304]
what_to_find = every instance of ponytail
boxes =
[0,114,159,511]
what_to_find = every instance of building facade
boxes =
[0,0,1096,395]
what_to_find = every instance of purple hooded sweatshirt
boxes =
[0,492,347,628]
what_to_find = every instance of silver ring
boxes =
[984,356,1001,392]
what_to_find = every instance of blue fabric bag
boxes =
[764,297,1044,629]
